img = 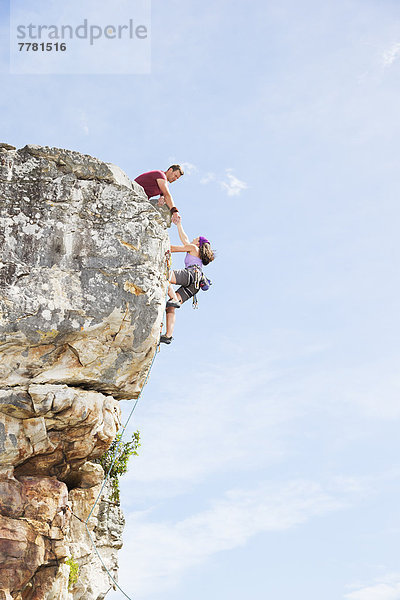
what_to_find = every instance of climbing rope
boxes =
[69,260,170,599]
[85,355,156,599]
[74,349,158,599]
[68,351,157,598]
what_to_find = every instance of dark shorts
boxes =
[173,268,193,287]
[173,268,199,304]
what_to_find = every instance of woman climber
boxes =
[160,218,215,345]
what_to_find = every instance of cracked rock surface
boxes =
[0,144,170,599]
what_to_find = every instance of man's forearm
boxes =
[163,190,174,210]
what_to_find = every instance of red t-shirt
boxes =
[134,170,167,198]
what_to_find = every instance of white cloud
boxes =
[345,577,400,600]
[220,168,248,196]
[115,478,357,598]
[180,161,197,175]
[382,43,400,67]
[200,172,216,184]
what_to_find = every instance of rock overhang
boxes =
[0,143,170,400]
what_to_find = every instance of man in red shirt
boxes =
[134,165,184,224]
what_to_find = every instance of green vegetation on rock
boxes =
[65,557,79,589]
[98,431,141,503]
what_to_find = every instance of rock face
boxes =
[0,144,170,599]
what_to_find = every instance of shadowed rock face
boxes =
[0,144,170,599]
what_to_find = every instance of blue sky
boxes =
[2,1,400,599]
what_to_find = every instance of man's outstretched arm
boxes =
[157,179,174,209]
[157,178,180,223]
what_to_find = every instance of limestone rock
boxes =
[0,143,170,399]
[0,385,120,479]
[67,480,124,600]
[0,144,170,599]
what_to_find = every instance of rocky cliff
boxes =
[0,143,170,600]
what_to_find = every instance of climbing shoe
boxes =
[166,300,181,308]
[160,335,173,344]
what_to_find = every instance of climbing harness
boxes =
[186,265,212,309]
[187,265,202,309]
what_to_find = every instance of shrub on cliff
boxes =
[98,431,141,503]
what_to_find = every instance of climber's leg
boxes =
[165,306,175,338]
[174,283,196,304]
[171,269,193,287]
[163,292,183,338]
[160,291,186,344]
[167,284,180,304]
